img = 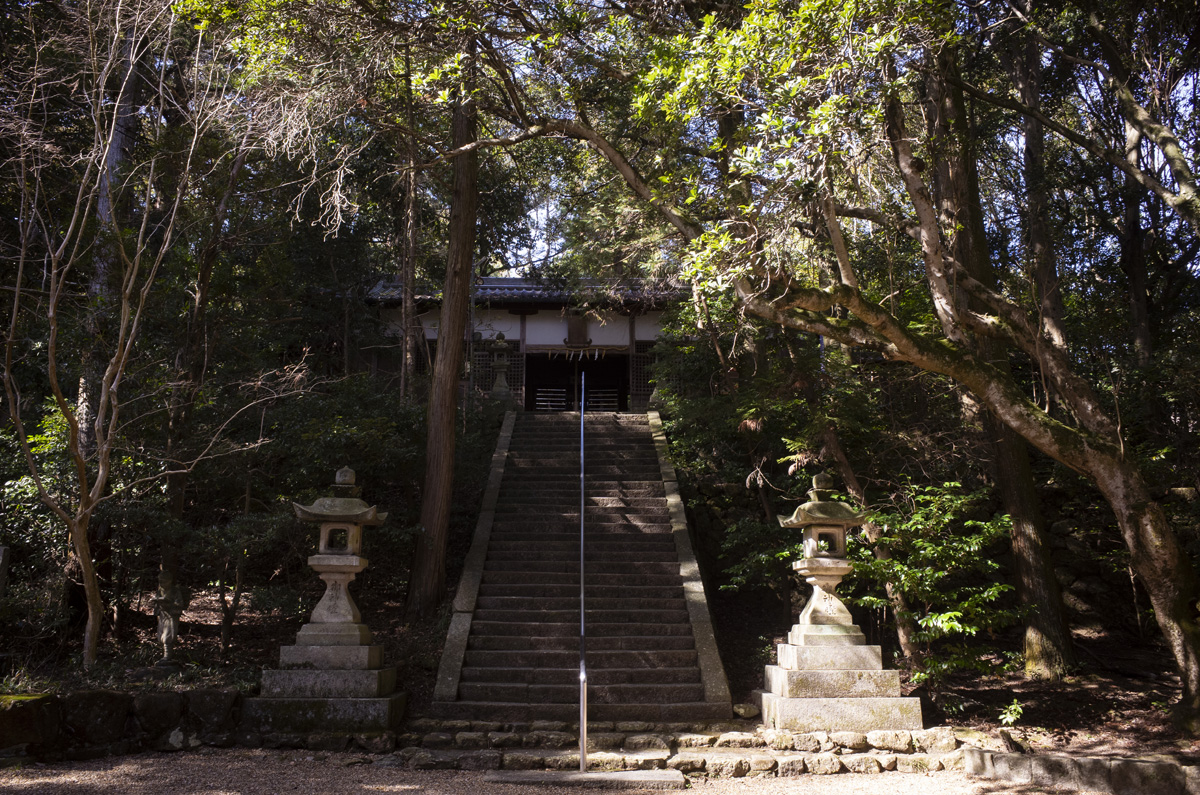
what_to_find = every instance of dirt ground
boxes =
[0,750,1105,795]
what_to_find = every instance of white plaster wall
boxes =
[634,312,664,341]
[526,312,565,346]
[472,309,519,340]
[588,316,629,346]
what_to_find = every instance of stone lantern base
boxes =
[758,617,921,733]
[242,625,406,734]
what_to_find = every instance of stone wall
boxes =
[0,690,395,763]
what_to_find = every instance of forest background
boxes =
[2,0,1200,746]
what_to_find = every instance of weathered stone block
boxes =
[502,751,545,770]
[704,753,750,778]
[843,754,883,774]
[991,752,1032,784]
[776,644,883,671]
[241,694,405,734]
[62,691,132,746]
[457,750,502,770]
[261,668,395,698]
[354,732,396,754]
[963,746,994,777]
[586,732,624,751]
[746,752,777,774]
[914,727,958,753]
[625,733,670,751]
[667,752,706,774]
[1,695,61,750]
[866,730,913,752]
[307,732,350,752]
[674,732,716,748]
[488,732,522,748]
[527,730,576,748]
[423,732,454,748]
[788,625,866,646]
[1110,758,1184,795]
[1029,754,1079,789]
[133,692,183,738]
[897,753,939,773]
[830,731,868,751]
[280,645,383,670]
[714,731,762,748]
[939,748,965,771]
[454,731,489,749]
[624,749,670,770]
[615,721,653,732]
[185,689,240,733]
[790,732,821,752]
[806,752,844,774]
[777,755,807,776]
[766,667,901,698]
[762,694,922,733]
[531,720,570,732]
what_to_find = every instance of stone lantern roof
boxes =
[777,473,865,529]
[292,467,387,525]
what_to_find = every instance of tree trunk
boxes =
[1121,121,1153,368]
[1091,456,1200,729]
[68,515,104,666]
[404,47,479,620]
[925,48,1076,678]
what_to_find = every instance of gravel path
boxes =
[0,749,1104,794]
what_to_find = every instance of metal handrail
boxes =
[578,372,588,772]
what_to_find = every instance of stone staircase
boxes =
[432,411,731,723]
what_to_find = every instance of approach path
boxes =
[0,749,1103,794]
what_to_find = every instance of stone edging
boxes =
[387,719,963,777]
[965,746,1200,794]
[646,410,732,711]
[432,410,517,703]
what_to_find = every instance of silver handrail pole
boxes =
[579,372,587,772]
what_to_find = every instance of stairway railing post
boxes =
[579,373,587,772]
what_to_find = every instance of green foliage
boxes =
[848,482,1018,682]
[999,698,1024,726]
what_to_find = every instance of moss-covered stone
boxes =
[0,694,60,750]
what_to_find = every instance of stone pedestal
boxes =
[760,603,922,732]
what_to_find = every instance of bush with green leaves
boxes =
[847,482,1018,685]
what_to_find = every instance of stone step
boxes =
[467,635,696,652]
[480,572,682,587]
[482,560,681,575]
[485,532,675,546]
[470,621,692,638]
[457,682,705,705]
[475,596,687,612]
[429,700,730,723]
[494,496,667,508]
[477,583,685,599]
[458,666,701,685]
[463,649,699,669]
[490,521,674,534]
[474,609,690,624]
[494,506,671,518]
[485,550,677,564]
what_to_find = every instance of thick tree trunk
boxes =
[404,54,479,621]
[1091,457,1200,729]
[925,48,1076,678]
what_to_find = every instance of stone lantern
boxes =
[289,466,384,646]
[244,468,406,736]
[490,332,513,403]
[759,473,922,732]
[776,473,865,638]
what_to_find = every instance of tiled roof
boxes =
[368,277,687,308]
